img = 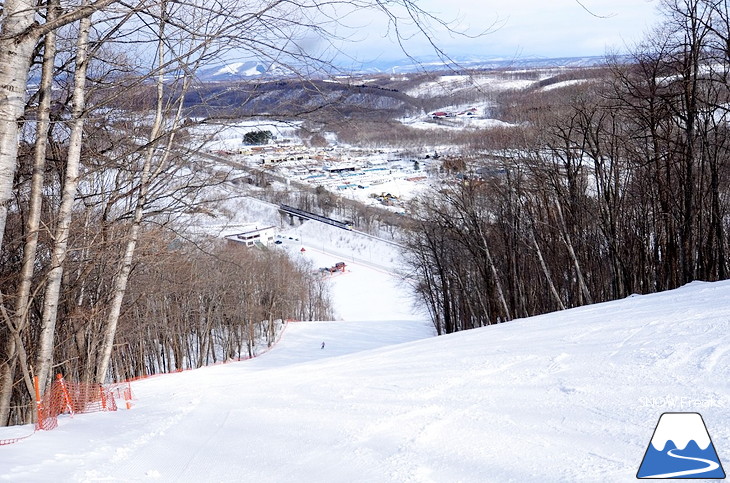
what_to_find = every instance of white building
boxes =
[228,226,276,247]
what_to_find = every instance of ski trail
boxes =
[642,448,720,478]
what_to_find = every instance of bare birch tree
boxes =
[0,0,61,425]
[0,0,124,251]
[35,6,94,392]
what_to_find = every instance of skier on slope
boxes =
[321,341,325,349]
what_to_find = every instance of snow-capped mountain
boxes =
[196,61,292,81]
[210,62,266,77]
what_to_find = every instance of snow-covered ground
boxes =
[277,235,420,322]
[400,115,517,131]
[198,120,303,152]
[2,255,729,481]
[405,73,541,98]
[540,79,589,91]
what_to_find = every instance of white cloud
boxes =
[339,0,661,61]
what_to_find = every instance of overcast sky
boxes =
[337,0,662,62]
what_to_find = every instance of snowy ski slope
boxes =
[1,238,728,482]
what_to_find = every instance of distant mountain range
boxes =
[195,55,615,82]
[196,61,291,81]
[354,55,615,74]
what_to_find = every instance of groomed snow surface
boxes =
[2,238,729,481]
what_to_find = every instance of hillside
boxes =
[183,79,428,121]
[178,65,605,124]
[1,253,728,481]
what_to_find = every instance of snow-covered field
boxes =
[2,227,729,482]
[400,115,517,132]
[198,120,303,152]
[405,73,541,98]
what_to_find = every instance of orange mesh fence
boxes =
[35,375,132,432]
[0,375,133,446]
[107,382,135,410]
[3,322,295,444]
[0,431,35,446]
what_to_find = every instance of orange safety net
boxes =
[0,432,34,446]
[107,382,135,410]
[35,375,132,432]
[0,375,133,446]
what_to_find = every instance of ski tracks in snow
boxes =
[84,391,203,480]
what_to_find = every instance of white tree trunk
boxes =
[530,224,566,311]
[555,200,593,306]
[479,230,512,322]
[0,0,41,251]
[0,1,60,423]
[0,0,120,252]
[36,12,92,392]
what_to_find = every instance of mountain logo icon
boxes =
[637,412,726,479]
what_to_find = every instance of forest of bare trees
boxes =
[403,0,730,334]
[99,235,333,384]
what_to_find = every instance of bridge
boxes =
[279,204,353,231]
